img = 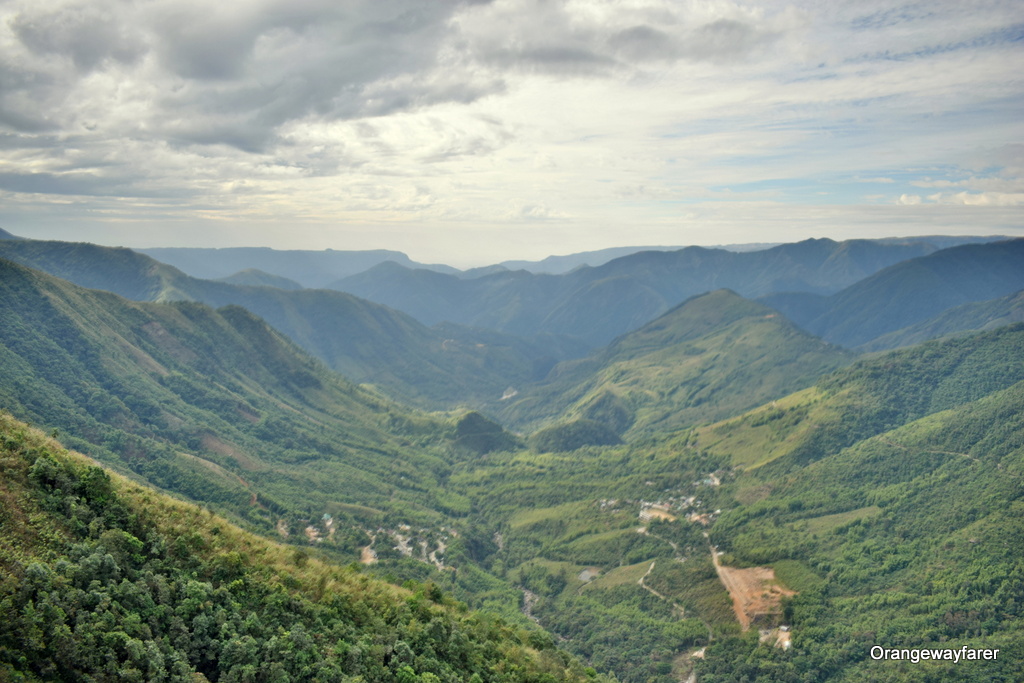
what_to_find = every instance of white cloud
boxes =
[926,191,1024,206]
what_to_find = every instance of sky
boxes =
[0,0,1021,267]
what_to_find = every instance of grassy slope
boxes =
[695,323,1024,472]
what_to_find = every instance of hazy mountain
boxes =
[0,227,23,240]
[217,267,303,289]
[497,245,684,274]
[489,236,1000,275]
[764,238,1024,348]
[0,240,578,409]
[140,245,458,288]
[860,289,1024,351]
[498,290,853,436]
[333,238,961,346]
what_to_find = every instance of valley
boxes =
[1,234,1023,682]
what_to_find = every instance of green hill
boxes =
[692,328,1024,681]
[499,290,852,437]
[694,322,1024,473]
[0,412,596,683]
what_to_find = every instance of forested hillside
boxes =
[0,257,466,534]
[0,413,596,682]
[696,330,1024,681]
[860,289,1024,351]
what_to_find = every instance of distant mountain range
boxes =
[138,246,459,288]
[761,238,1024,348]
[2,235,1021,418]
[331,236,1006,346]
[0,240,585,409]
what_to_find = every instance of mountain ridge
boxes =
[333,237,980,346]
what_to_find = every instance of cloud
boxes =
[926,191,1024,206]
[0,0,1021,261]
[9,3,145,71]
[453,0,797,75]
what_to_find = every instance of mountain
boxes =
[763,238,1024,348]
[861,288,1024,351]
[5,241,1024,681]
[0,227,23,240]
[332,238,962,346]
[218,267,303,289]
[0,240,576,409]
[491,236,1001,275]
[497,245,683,274]
[140,246,458,288]
[0,257,509,533]
[0,413,594,683]
[497,290,853,437]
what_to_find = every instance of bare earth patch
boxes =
[712,550,795,630]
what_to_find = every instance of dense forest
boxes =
[0,413,599,682]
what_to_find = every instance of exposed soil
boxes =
[711,550,794,631]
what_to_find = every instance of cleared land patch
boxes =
[712,550,795,630]
[801,505,881,535]
[583,558,654,591]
